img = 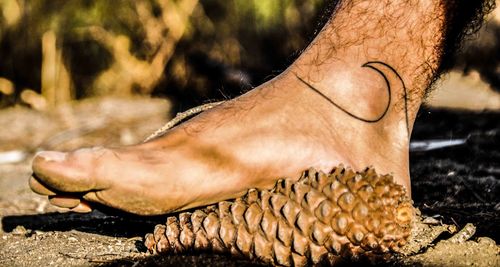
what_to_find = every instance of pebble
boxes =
[12,225,28,236]
[422,216,440,225]
[34,230,44,235]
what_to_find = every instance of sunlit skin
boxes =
[30,0,446,215]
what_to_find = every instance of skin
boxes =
[30,0,446,215]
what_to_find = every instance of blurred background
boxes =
[0,0,329,109]
[0,0,498,153]
[0,0,331,153]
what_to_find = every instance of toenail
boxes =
[35,151,67,162]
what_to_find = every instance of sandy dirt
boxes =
[0,97,498,266]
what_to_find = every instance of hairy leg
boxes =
[30,0,485,215]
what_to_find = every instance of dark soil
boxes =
[410,108,500,242]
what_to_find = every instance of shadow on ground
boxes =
[2,207,165,238]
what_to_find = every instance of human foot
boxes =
[29,62,413,215]
[30,0,447,215]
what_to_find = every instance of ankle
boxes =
[290,60,414,135]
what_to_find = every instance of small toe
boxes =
[29,176,57,196]
[71,201,93,213]
[48,195,81,208]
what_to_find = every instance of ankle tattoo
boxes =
[295,61,410,135]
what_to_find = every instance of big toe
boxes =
[32,149,103,193]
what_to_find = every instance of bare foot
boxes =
[30,70,410,215]
[30,0,447,215]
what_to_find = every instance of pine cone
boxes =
[144,166,414,266]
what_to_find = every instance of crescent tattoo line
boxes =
[295,61,410,135]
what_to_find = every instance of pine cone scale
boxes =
[144,166,414,266]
